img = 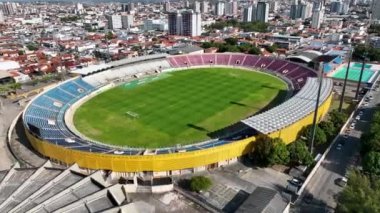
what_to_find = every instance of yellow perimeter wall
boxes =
[268,94,333,144]
[25,94,332,172]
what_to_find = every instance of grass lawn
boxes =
[74,67,287,148]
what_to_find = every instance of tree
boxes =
[26,43,39,51]
[353,44,380,62]
[105,31,114,40]
[224,37,238,45]
[336,170,380,213]
[329,109,348,129]
[319,120,336,139]
[248,46,261,55]
[363,152,380,175]
[288,140,313,166]
[251,135,274,166]
[301,125,327,146]
[201,42,213,49]
[266,44,278,53]
[361,132,380,154]
[267,138,290,165]
[189,176,212,192]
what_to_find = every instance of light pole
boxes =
[338,47,353,112]
[310,62,324,155]
[355,53,368,100]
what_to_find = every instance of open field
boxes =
[73,67,287,148]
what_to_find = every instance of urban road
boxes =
[295,81,380,213]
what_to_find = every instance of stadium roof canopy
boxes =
[241,77,333,134]
[286,50,323,63]
[70,54,168,75]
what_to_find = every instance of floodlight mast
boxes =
[338,47,353,112]
[310,62,324,155]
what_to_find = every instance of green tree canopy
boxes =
[248,46,261,55]
[353,44,380,62]
[287,139,313,166]
[363,152,380,175]
[206,19,268,32]
[26,43,39,51]
[189,176,212,192]
[301,125,327,146]
[106,31,114,40]
[329,109,348,129]
[251,135,274,166]
[224,37,238,46]
[267,138,290,165]
[336,170,380,213]
[319,120,336,139]
[265,44,278,53]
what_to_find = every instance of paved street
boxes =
[296,81,380,212]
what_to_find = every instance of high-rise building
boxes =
[0,2,17,15]
[242,5,253,22]
[256,1,269,22]
[168,11,182,35]
[269,1,278,13]
[342,1,350,14]
[144,19,168,31]
[0,10,4,23]
[311,1,325,29]
[290,0,299,19]
[193,1,201,12]
[121,14,133,30]
[215,1,225,16]
[330,0,343,13]
[164,2,171,12]
[122,3,135,12]
[372,0,380,20]
[182,10,202,36]
[290,0,312,20]
[201,1,209,13]
[185,1,190,8]
[107,15,122,30]
[225,0,238,15]
[168,10,202,36]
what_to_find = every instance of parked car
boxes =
[355,115,361,120]
[336,177,348,187]
[336,144,342,150]
[290,178,302,186]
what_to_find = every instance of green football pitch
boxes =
[73,67,287,148]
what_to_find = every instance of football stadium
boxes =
[22,53,333,175]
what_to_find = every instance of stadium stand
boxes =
[0,162,139,213]
[242,78,333,134]
[21,53,332,173]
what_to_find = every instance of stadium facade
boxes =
[22,53,333,176]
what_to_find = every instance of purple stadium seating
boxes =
[242,55,260,67]
[216,54,231,65]
[167,53,318,92]
[187,55,204,66]
[229,54,246,66]
[202,54,216,65]
[256,57,275,69]
[168,57,179,67]
[266,60,288,72]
